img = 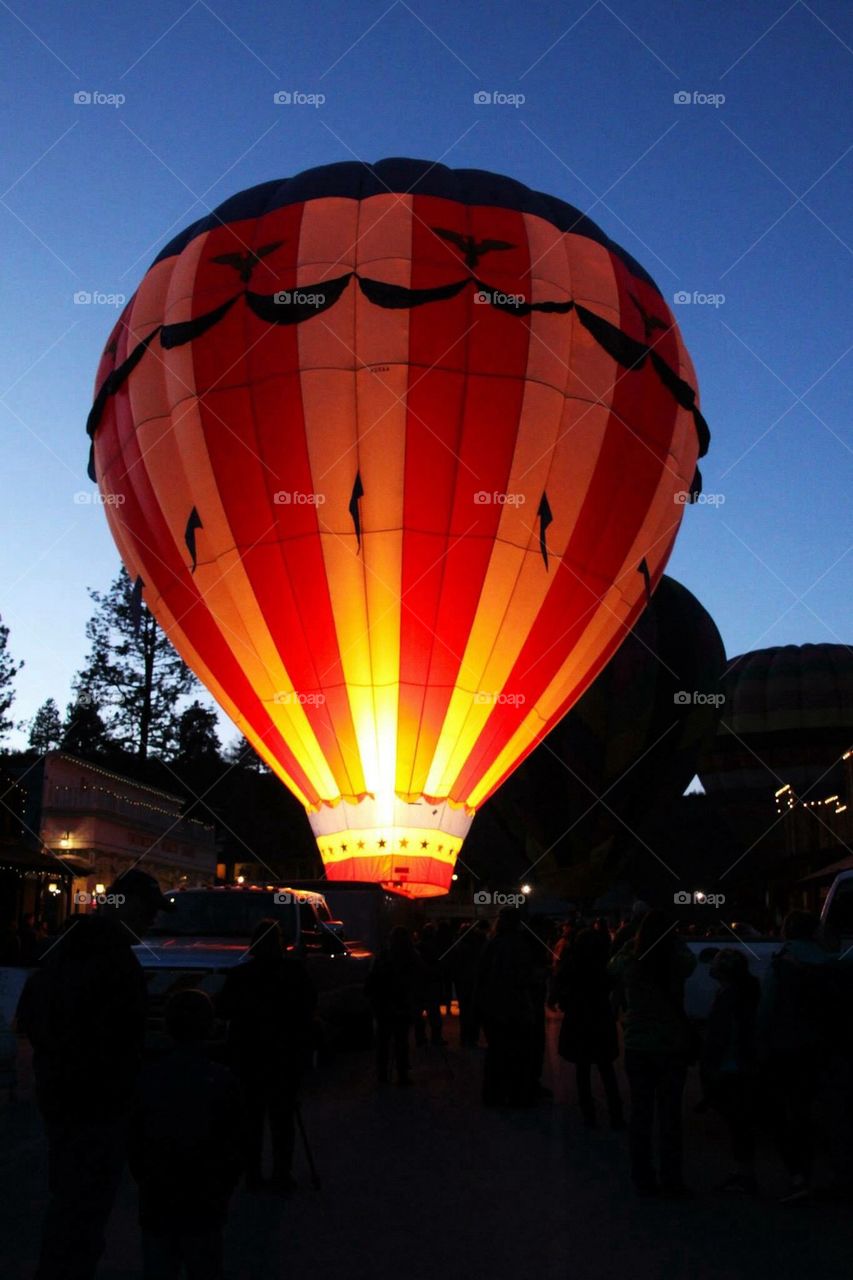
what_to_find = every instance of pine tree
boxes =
[73,568,198,759]
[0,615,23,743]
[61,693,112,758]
[176,700,222,762]
[28,697,63,753]
[224,734,267,772]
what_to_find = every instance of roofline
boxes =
[45,751,184,804]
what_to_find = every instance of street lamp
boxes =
[521,883,532,895]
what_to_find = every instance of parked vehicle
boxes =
[283,880,417,953]
[135,885,373,1049]
[684,870,853,1020]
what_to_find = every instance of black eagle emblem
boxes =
[628,293,669,341]
[211,241,284,284]
[432,227,515,269]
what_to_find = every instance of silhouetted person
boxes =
[609,910,697,1196]
[700,948,760,1194]
[476,907,537,1107]
[757,909,834,1204]
[523,913,552,1097]
[17,869,167,1280]
[552,921,575,971]
[556,929,624,1129]
[414,923,447,1046]
[0,917,22,964]
[611,900,650,955]
[593,917,612,942]
[217,919,316,1191]
[129,990,244,1280]
[452,919,491,1047]
[435,919,455,1012]
[19,912,42,965]
[365,926,423,1085]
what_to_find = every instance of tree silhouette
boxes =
[176,699,222,763]
[73,568,197,759]
[0,614,23,743]
[61,693,112,759]
[28,698,63,753]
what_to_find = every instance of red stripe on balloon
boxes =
[95,347,322,806]
[452,251,684,802]
[398,198,531,791]
[185,205,362,794]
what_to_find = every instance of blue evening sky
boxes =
[1,0,850,745]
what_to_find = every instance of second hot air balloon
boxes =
[87,159,709,896]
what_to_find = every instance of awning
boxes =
[0,847,79,876]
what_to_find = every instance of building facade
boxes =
[22,753,216,918]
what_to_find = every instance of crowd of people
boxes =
[9,872,853,1278]
[368,901,853,1205]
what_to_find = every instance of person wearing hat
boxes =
[17,868,169,1280]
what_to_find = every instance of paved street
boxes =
[3,1012,852,1280]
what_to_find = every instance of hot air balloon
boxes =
[86,159,708,897]
[700,644,853,799]
[484,575,726,870]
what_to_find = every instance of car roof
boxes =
[167,885,327,905]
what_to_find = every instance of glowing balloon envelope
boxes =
[87,159,708,896]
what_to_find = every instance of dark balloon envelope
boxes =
[700,643,853,798]
[491,575,726,865]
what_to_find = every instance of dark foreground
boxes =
[3,1012,852,1280]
